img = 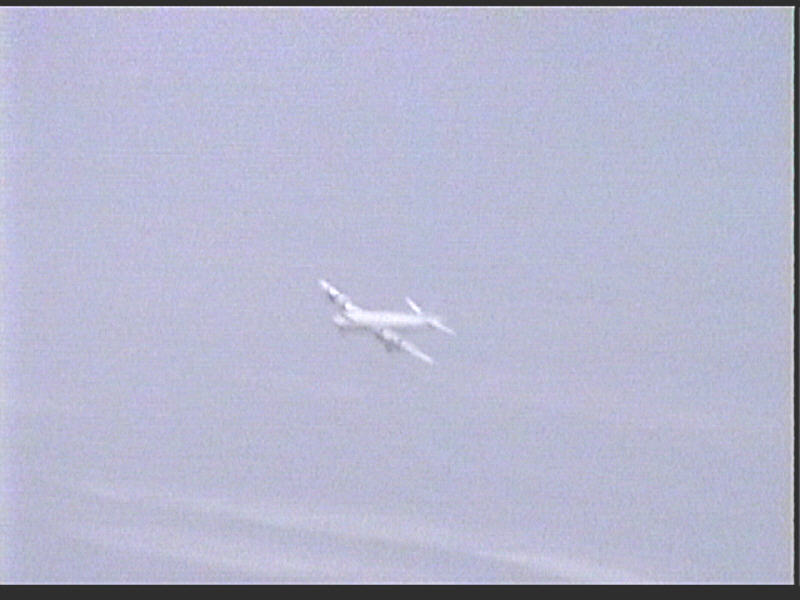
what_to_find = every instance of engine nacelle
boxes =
[376,328,402,351]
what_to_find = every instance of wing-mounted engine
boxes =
[319,279,358,312]
[374,328,400,351]
[374,328,433,364]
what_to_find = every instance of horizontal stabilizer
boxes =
[430,319,456,336]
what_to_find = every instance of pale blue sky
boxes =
[3,7,794,582]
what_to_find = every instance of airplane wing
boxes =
[319,279,359,312]
[374,328,434,365]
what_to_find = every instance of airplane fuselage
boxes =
[333,309,431,331]
[320,279,453,364]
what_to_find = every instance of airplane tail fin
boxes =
[405,297,422,315]
[406,297,455,336]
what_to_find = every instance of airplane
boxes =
[319,279,455,365]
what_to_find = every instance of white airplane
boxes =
[319,279,455,364]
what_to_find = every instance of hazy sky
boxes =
[2,7,794,583]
